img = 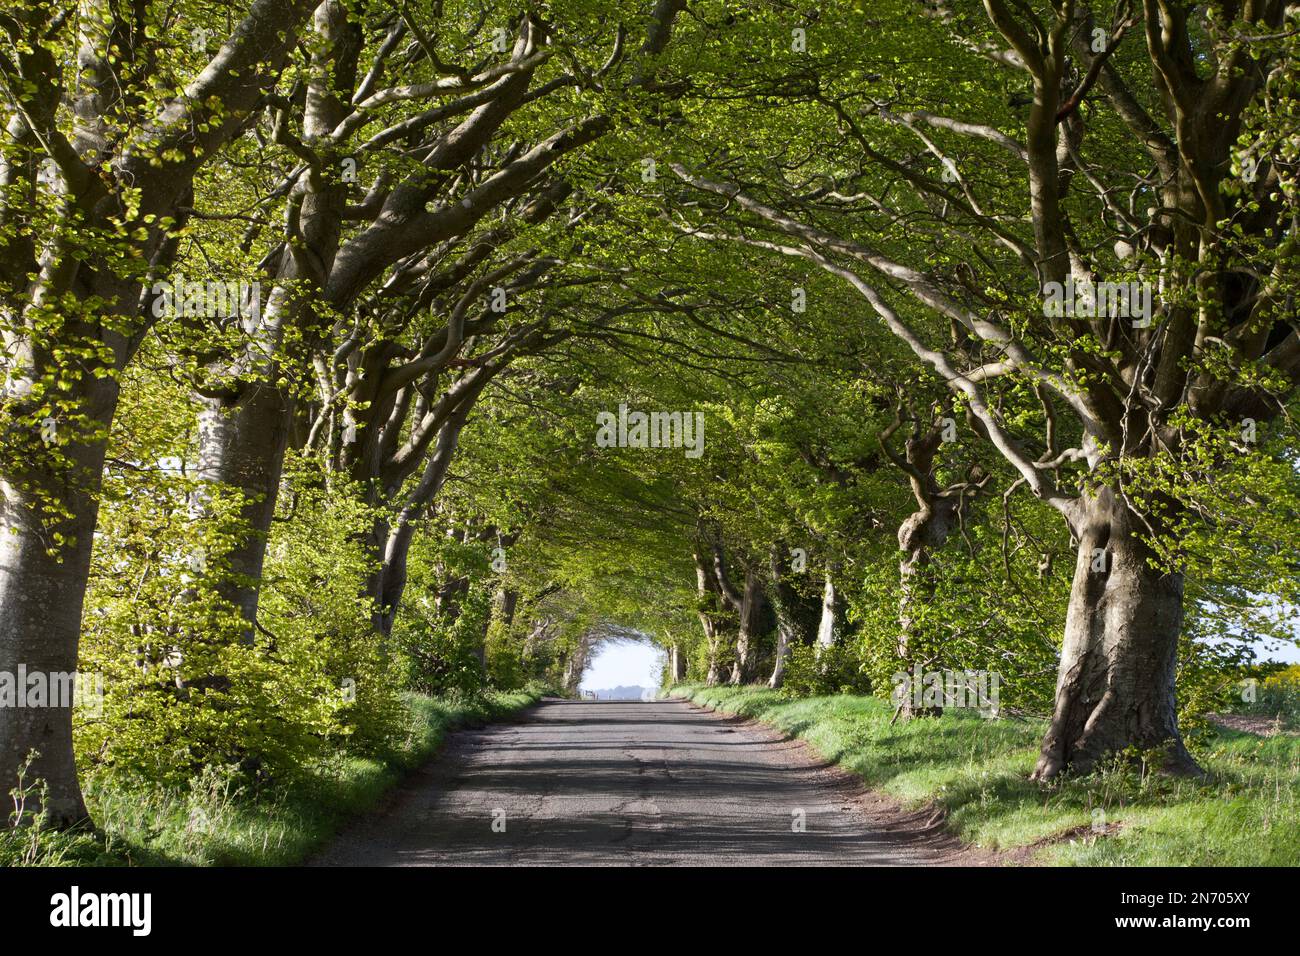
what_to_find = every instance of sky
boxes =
[1253,636,1300,664]
[579,639,662,692]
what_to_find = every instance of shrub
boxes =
[77,455,404,788]
[393,585,491,699]
[1248,664,1300,726]
[778,641,871,698]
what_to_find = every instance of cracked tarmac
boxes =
[311,697,981,866]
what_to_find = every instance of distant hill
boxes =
[586,685,650,701]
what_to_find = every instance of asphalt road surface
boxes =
[313,697,980,866]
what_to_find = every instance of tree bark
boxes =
[881,407,978,716]
[669,643,687,682]
[709,542,765,685]
[520,615,554,669]
[0,466,103,825]
[1033,486,1199,779]
[492,586,519,645]
[767,546,802,689]
[364,380,480,635]
[727,568,765,685]
[193,384,292,642]
[693,545,725,685]
[815,568,843,651]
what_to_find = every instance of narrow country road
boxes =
[312,698,985,866]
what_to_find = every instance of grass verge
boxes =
[669,683,1300,866]
[3,686,549,867]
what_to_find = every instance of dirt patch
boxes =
[1209,713,1297,737]
[1000,821,1126,865]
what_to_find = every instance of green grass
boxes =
[669,683,1300,866]
[3,686,549,867]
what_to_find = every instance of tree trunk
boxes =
[767,546,801,689]
[369,402,476,636]
[562,636,591,696]
[1033,486,1199,780]
[0,479,101,826]
[895,498,956,718]
[520,616,554,669]
[728,568,764,685]
[669,643,687,682]
[0,357,121,826]
[193,384,293,642]
[704,645,722,686]
[480,587,518,673]
[815,568,842,651]
[495,588,519,629]
[693,546,725,685]
[188,3,357,640]
[768,615,794,688]
[709,542,764,686]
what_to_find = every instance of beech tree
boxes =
[0,0,320,824]
[669,0,1300,775]
[185,6,640,641]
